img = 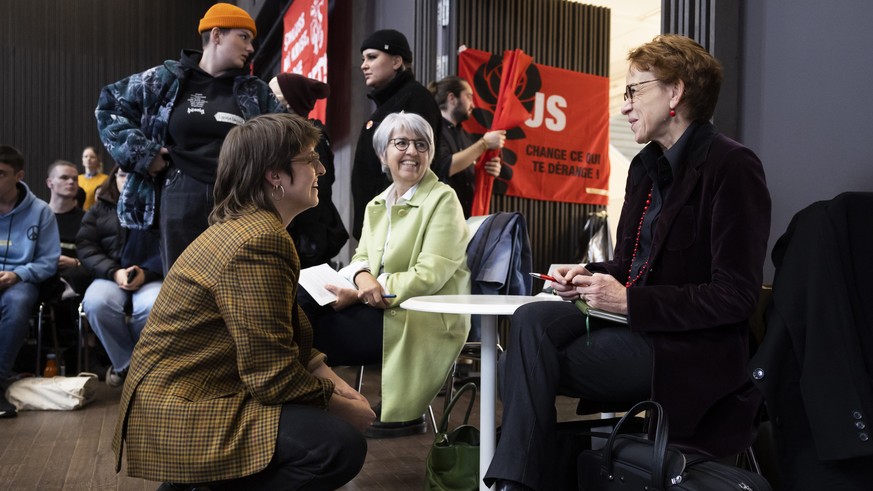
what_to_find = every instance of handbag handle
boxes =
[600,400,669,491]
[436,382,478,436]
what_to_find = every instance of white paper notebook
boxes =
[298,263,356,306]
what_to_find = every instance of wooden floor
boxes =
[0,365,582,491]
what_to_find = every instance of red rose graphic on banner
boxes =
[459,48,610,207]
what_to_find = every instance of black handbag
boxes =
[578,400,771,490]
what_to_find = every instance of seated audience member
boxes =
[428,75,505,218]
[45,159,92,368]
[46,160,92,297]
[0,145,61,419]
[114,114,372,489]
[484,35,771,490]
[76,166,162,387]
[78,146,108,210]
[269,72,349,267]
[299,112,471,438]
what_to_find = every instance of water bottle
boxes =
[43,353,59,378]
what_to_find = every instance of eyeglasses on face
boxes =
[291,152,321,169]
[623,79,662,103]
[389,138,429,153]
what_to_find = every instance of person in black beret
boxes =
[269,73,349,268]
[350,29,443,240]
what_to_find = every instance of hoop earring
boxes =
[270,184,285,201]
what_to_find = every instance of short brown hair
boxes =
[47,159,77,178]
[627,34,723,121]
[210,113,320,225]
[428,76,469,110]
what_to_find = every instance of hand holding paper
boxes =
[299,264,356,306]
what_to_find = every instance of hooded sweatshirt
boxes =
[0,181,60,283]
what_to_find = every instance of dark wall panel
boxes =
[0,0,214,202]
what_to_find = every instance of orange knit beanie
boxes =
[198,3,257,38]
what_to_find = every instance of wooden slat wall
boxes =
[454,0,611,274]
[662,0,740,139]
[0,0,213,203]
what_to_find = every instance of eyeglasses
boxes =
[291,152,321,169]
[623,79,662,103]
[389,138,429,153]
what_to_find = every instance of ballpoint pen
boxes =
[529,272,557,282]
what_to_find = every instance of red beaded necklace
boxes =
[625,186,654,287]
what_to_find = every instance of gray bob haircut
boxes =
[372,112,435,176]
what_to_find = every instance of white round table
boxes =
[401,294,562,490]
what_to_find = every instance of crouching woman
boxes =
[113,113,374,489]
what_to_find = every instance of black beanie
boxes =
[360,29,413,63]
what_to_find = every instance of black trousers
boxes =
[212,404,367,490]
[298,289,384,367]
[484,301,653,489]
[159,167,213,276]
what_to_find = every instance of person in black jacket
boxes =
[269,73,349,267]
[76,166,163,387]
[351,29,442,239]
[750,192,873,489]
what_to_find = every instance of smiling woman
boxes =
[376,114,436,195]
[113,113,372,490]
[299,112,472,438]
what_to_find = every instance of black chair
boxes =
[27,277,87,376]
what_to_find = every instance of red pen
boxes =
[529,272,558,282]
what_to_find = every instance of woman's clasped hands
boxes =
[325,270,391,310]
[550,264,629,315]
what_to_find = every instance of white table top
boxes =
[401,293,562,316]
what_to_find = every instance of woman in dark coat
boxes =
[350,29,442,239]
[76,165,162,386]
[485,34,771,490]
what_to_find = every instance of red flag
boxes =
[470,49,533,216]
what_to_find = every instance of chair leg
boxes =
[36,302,45,375]
[427,404,438,433]
[354,365,364,393]
[429,366,457,433]
[77,303,87,375]
[743,445,763,475]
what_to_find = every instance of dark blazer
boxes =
[587,122,771,457]
[350,69,442,239]
[751,193,873,462]
[113,208,333,483]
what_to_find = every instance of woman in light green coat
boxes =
[300,112,471,437]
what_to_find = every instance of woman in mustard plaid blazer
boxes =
[113,113,374,489]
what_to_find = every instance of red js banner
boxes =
[281,0,328,121]
[458,48,610,206]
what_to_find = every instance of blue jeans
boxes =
[83,279,162,371]
[0,281,40,381]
